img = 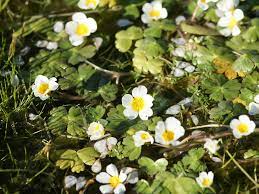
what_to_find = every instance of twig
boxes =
[226,151,259,187]
[187,124,229,130]
[191,4,199,22]
[85,60,131,84]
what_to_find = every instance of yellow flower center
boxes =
[201,0,207,3]
[149,9,160,17]
[109,176,121,188]
[237,123,249,133]
[131,97,145,111]
[141,133,149,140]
[86,0,97,6]
[38,83,49,94]
[228,17,237,29]
[202,178,211,187]
[76,23,89,36]
[162,130,175,142]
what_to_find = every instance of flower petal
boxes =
[132,85,148,97]
[122,94,133,107]
[96,172,111,184]
[114,183,126,194]
[106,164,118,177]
[99,184,113,194]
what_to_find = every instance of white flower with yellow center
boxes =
[32,75,59,101]
[78,0,99,10]
[96,164,127,194]
[87,122,105,140]
[132,131,154,147]
[198,0,219,11]
[65,12,97,46]
[141,1,168,24]
[155,117,185,146]
[217,9,244,37]
[122,85,154,120]
[204,139,220,155]
[230,115,255,139]
[216,0,239,17]
[196,171,214,188]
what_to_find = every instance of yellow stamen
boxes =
[131,97,145,111]
[149,9,160,17]
[141,133,149,140]
[109,176,121,188]
[76,23,89,36]
[202,178,211,187]
[162,130,175,142]
[86,0,97,7]
[228,17,237,29]
[237,123,249,133]
[38,83,49,94]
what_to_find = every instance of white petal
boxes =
[114,184,126,194]
[64,175,77,188]
[53,21,64,33]
[184,65,196,73]
[175,15,186,25]
[177,61,190,69]
[139,108,153,120]
[152,1,162,10]
[232,25,241,36]
[254,94,259,103]
[219,28,232,37]
[86,17,97,33]
[166,105,181,115]
[132,85,148,97]
[238,115,250,123]
[65,21,77,35]
[69,35,84,46]
[191,115,199,125]
[230,119,240,130]
[233,9,244,21]
[35,75,49,85]
[218,17,231,27]
[141,14,151,24]
[96,172,111,184]
[165,117,181,128]
[122,94,133,107]
[106,164,118,177]
[198,2,209,10]
[123,108,138,120]
[143,94,154,108]
[127,170,138,184]
[142,3,152,13]
[46,41,57,50]
[91,159,102,173]
[160,8,168,19]
[119,172,127,182]
[76,177,86,191]
[72,12,87,23]
[107,137,118,150]
[248,102,259,115]
[233,128,242,138]
[174,68,185,77]
[208,171,214,180]
[49,79,59,91]
[100,184,113,194]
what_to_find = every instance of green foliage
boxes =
[144,20,176,38]
[98,83,118,102]
[138,157,168,176]
[171,148,206,176]
[122,136,141,160]
[136,171,201,194]
[115,26,143,52]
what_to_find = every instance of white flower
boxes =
[173,68,185,77]
[87,122,105,140]
[166,104,181,115]
[46,42,58,50]
[96,164,127,194]
[141,1,168,24]
[230,115,256,139]
[94,137,118,158]
[217,9,244,37]
[122,85,154,120]
[155,117,185,145]
[248,94,259,115]
[175,15,186,25]
[196,171,214,188]
[93,37,103,50]
[65,12,97,46]
[171,38,186,46]
[172,47,185,57]
[91,159,102,173]
[78,0,99,10]
[36,40,48,48]
[132,131,154,147]
[198,0,219,11]
[216,0,239,17]
[53,21,64,33]
[184,65,196,73]
[32,75,58,100]
[64,176,86,191]
[204,139,220,155]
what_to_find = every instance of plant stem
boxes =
[191,4,199,22]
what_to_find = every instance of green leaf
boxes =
[244,149,259,159]
[233,54,255,73]
[77,147,100,165]
[180,23,220,36]
[85,105,106,122]
[67,107,86,136]
[124,4,140,19]
[122,136,141,161]
[98,83,118,102]
[138,157,168,176]
[47,106,68,135]
[115,38,132,52]
[209,101,233,121]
